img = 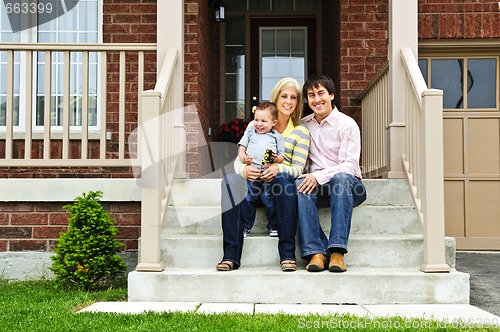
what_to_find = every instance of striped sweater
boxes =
[234,119,310,179]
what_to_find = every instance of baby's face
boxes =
[253,109,276,134]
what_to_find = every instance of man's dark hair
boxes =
[303,74,336,97]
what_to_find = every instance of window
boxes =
[0,0,101,129]
[419,57,498,110]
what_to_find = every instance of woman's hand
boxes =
[259,163,279,182]
[243,165,261,181]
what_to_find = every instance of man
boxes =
[297,74,366,272]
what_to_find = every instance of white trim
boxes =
[0,178,140,201]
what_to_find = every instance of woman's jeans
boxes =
[296,172,367,258]
[221,172,298,267]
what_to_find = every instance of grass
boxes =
[0,279,497,332]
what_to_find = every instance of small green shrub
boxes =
[50,190,126,290]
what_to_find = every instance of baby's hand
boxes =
[244,155,253,165]
[272,153,284,163]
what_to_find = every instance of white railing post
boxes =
[420,90,450,272]
[136,90,164,272]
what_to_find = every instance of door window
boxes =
[260,27,306,101]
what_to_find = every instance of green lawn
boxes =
[0,279,497,331]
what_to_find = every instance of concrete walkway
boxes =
[79,302,499,328]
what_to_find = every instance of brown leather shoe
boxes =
[306,254,326,272]
[329,253,347,272]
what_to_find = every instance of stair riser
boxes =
[128,270,469,304]
[168,179,414,207]
[160,236,456,269]
[164,205,421,236]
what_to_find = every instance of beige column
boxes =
[387,0,418,178]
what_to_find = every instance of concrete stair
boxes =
[128,178,470,304]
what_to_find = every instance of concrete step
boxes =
[160,235,456,269]
[164,205,421,236]
[128,267,469,304]
[167,178,414,207]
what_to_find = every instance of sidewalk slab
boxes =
[77,301,500,328]
[78,301,199,314]
[255,303,369,316]
[196,303,254,315]
[364,304,500,326]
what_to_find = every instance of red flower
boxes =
[217,118,248,143]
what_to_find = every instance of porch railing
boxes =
[400,47,450,272]
[0,43,156,167]
[360,48,450,273]
[359,63,389,178]
[136,48,185,272]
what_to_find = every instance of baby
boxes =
[236,101,284,238]
[237,102,284,168]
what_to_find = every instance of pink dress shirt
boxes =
[301,107,363,185]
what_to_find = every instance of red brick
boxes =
[117,226,140,239]
[0,214,9,225]
[0,203,35,212]
[33,226,67,239]
[0,240,7,251]
[11,214,48,226]
[0,227,32,238]
[10,240,47,251]
[49,213,70,225]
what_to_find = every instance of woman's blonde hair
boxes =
[269,77,303,126]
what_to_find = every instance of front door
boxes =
[249,18,316,115]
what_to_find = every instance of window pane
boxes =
[225,46,244,74]
[226,17,244,45]
[418,59,428,87]
[276,30,290,55]
[273,0,293,11]
[291,29,305,53]
[261,30,275,54]
[249,0,270,11]
[431,59,463,109]
[35,0,100,127]
[295,0,317,10]
[224,102,245,122]
[467,58,496,109]
[225,0,247,11]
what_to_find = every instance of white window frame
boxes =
[0,0,103,134]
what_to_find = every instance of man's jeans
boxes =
[296,172,366,258]
[220,172,298,267]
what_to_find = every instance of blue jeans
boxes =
[297,172,366,258]
[220,172,298,267]
[241,180,278,232]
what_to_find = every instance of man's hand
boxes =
[297,173,318,194]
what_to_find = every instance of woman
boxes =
[216,77,310,272]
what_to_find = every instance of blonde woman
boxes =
[217,77,310,272]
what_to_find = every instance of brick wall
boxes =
[339,0,389,125]
[418,1,500,39]
[0,202,141,252]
